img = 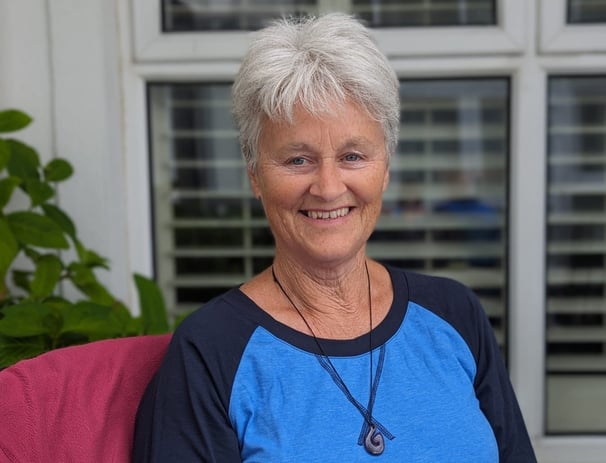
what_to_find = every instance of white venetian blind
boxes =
[376,79,509,347]
[546,76,606,433]
[160,0,496,32]
[148,78,510,355]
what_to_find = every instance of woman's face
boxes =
[249,99,389,267]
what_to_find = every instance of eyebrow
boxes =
[278,137,377,154]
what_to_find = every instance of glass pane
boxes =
[161,0,496,32]
[568,0,606,23]
[148,79,509,356]
[382,78,509,348]
[148,83,266,316]
[546,76,606,434]
[162,0,318,31]
[353,0,496,27]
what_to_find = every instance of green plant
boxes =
[0,108,171,368]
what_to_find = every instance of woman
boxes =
[133,13,536,462]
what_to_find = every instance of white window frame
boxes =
[119,1,606,461]
[529,55,606,462]
[539,0,606,53]
[130,0,527,62]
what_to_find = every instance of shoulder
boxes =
[388,266,491,359]
[388,266,480,316]
[168,288,262,361]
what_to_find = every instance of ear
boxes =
[382,166,390,193]
[248,166,262,199]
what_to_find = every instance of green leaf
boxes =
[24,179,54,207]
[41,203,77,238]
[80,248,110,269]
[0,335,49,368]
[0,176,21,209]
[6,211,69,249]
[29,254,63,300]
[44,158,73,182]
[59,301,124,338]
[0,303,52,337]
[0,218,19,292]
[68,262,114,305]
[0,139,10,171]
[74,238,87,261]
[6,139,40,180]
[12,270,31,293]
[134,273,169,334]
[23,246,41,261]
[72,240,110,269]
[0,109,32,133]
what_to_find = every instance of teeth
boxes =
[307,208,350,219]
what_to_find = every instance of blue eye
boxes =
[290,157,306,165]
[344,153,361,162]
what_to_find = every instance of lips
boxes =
[305,207,350,219]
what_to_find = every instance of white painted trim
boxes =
[378,0,527,58]
[534,436,606,463]
[539,0,606,54]
[508,61,547,443]
[117,0,155,315]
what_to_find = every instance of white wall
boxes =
[0,0,137,308]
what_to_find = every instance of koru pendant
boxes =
[364,424,385,456]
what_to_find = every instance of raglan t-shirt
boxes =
[133,266,537,462]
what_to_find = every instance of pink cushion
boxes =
[0,334,170,462]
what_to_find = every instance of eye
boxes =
[344,153,362,162]
[288,157,307,166]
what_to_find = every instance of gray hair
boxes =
[232,13,400,170]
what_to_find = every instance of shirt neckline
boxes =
[231,265,409,357]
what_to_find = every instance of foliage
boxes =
[0,108,172,368]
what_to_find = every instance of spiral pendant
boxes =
[364,424,385,456]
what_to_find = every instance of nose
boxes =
[309,159,347,200]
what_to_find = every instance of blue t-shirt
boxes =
[133,266,536,462]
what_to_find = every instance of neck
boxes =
[271,258,373,339]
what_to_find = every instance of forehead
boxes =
[259,99,383,152]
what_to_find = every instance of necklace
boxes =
[271,262,393,456]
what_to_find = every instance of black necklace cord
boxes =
[271,262,394,454]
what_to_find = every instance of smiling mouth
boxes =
[304,207,350,219]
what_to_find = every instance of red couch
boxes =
[0,334,170,462]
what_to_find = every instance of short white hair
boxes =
[232,13,400,170]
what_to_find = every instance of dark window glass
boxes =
[161,0,496,32]
[546,76,606,434]
[568,0,606,23]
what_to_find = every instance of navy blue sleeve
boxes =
[132,292,255,462]
[404,271,537,462]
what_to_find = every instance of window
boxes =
[546,76,606,434]
[132,0,524,61]
[540,0,606,53]
[568,0,606,23]
[382,79,509,346]
[161,0,496,32]
[148,83,266,314]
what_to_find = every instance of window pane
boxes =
[353,0,496,27]
[148,83,263,315]
[546,76,606,433]
[385,79,509,348]
[568,0,606,24]
[161,0,496,32]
